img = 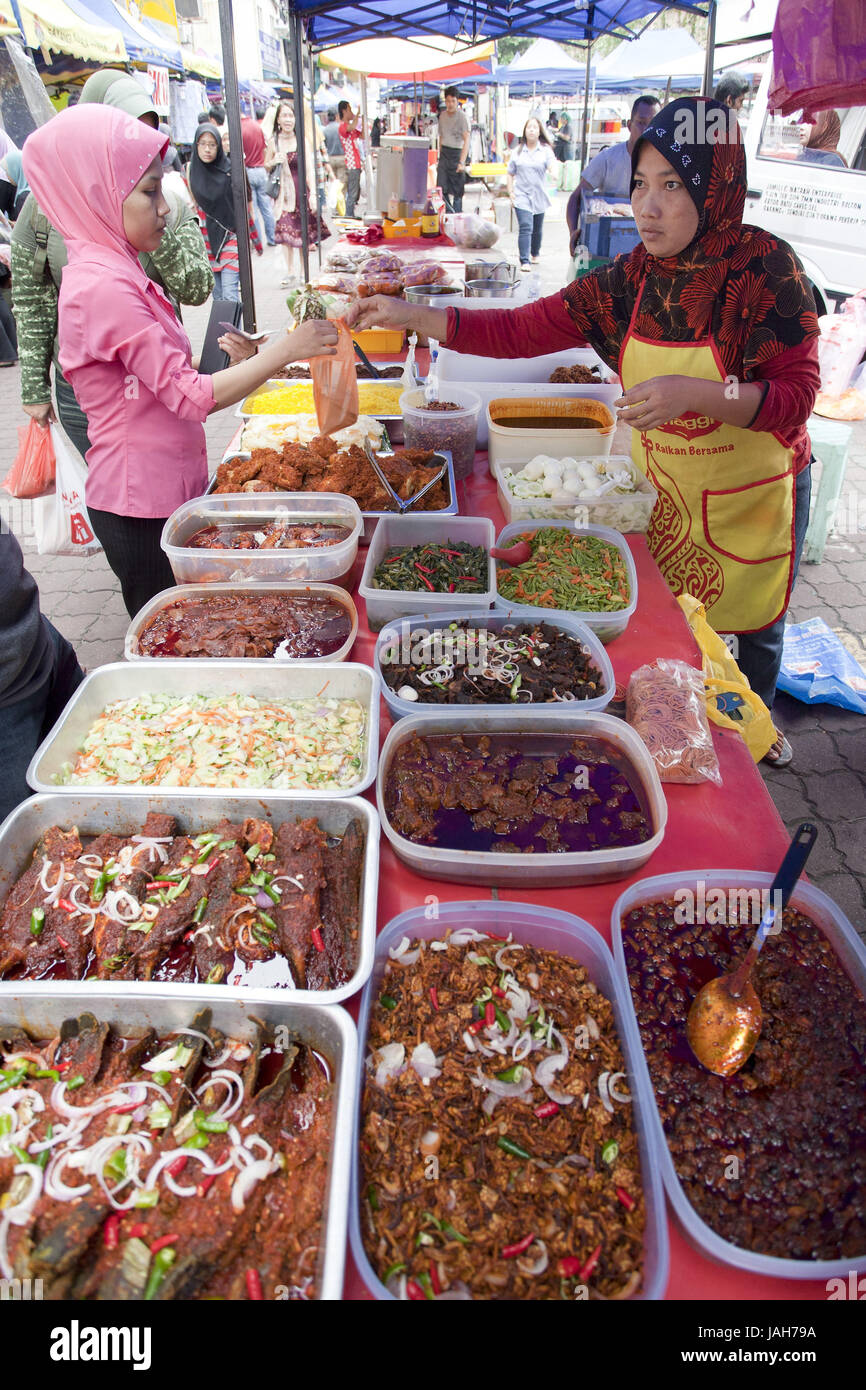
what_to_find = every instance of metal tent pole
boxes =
[306,40,323,271]
[703,0,717,98]
[360,71,373,222]
[289,6,311,283]
[579,35,592,170]
[217,0,255,329]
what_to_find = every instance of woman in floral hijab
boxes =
[347,97,820,766]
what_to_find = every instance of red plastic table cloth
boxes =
[338,459,831,1301]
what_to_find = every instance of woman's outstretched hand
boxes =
[344,295,415,334]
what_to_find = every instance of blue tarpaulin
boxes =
[290,0,712,51]
[65,0,183,67]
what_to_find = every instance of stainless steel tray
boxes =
[0,990,356,1299]
[0,793,379,1007]
[209,451,458,546]
[26,661,380,799]
[124,582,359,665]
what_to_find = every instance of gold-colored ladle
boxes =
[686,822,818,1077]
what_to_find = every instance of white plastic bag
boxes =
[33,426,102,557]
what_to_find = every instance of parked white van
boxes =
[743,63,866,314]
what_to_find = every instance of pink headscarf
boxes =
[21,104,167,274]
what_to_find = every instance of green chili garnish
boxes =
[367,1184,380,1211]
[495,1064,524,1084]
[10,1144,29,1164]
[245,843,262,862]
[152,1070,172,1087]
[66,1074,86,1091]
[257,911,277,932]
[380,994,397,1011]
[383,1261,407,1281]
[602,1140,619,1165]
[30,908,45,937]
[37,1124,53,1169]
[195,1110,229,1135]
[145,1246,176,1300]
[497,1136,531,1160]
[184,1131,210,1150]
[192,896,209,924]
[0,1068,28,1093]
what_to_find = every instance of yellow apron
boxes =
[621,305,796,634]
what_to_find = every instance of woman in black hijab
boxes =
[188,123,262,302]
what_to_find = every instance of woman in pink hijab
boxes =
[22,104,336,616]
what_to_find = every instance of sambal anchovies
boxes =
[361,934,645,1300]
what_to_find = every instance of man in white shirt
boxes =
[436,86,470,212]
[568,94,659,252]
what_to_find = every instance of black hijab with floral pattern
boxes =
[562,97,819,380]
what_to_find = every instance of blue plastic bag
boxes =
[777,617,866,715]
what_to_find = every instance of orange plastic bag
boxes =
[2,419,56,499]
[310,318,359,437]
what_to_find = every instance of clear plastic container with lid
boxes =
[400,385,482,480]
[349,898,670,1300]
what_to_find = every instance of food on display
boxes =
[372,540,488,594]
[0,1008,333,1297]
[185,521,352,551]
[622,899,866,1261]
[504,456,640,502]
[497,414,608,431]
[360,932,645,1300]
[58,694,366,791]
[136,591,354,661]
[239,415,384,451]
[496,529,630,613]
[383,733,651,854]
[0,813,364,988]
[380,620,604,706]
[274,364,406,381]
[242,382,402,417]
[215,440,450,514]
[401,398,479,480]
[549,364,603,383]
[626,660,722,786]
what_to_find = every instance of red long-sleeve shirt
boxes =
[443,292,819,474]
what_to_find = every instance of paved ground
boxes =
[2,184,864,930]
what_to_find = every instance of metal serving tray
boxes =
[124,583,359,665]
[26,661,380,800]
[237,378,407,443]
[0,990,356,1299]
[209,451,458,547]
[0,793,379,1008]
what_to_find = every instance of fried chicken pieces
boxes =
[214,438,449,513]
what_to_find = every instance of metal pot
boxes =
[463,257,512,283]
[464,277,516,298]
[404,284,465,307]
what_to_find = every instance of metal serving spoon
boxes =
[686,822,818,1077]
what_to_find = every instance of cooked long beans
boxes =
[496,529,630,612]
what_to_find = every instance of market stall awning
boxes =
[318,34,494,76]
[11,0,127,62]
[0,0,20,33]
[60,0,183,67]
[595,25,705,79]
[182,44,221,78]
[292,0,712,50]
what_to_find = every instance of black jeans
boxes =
[87,508,176,619]
[730,462,812,711]
[437,147,465,212]
[0,622,84,823]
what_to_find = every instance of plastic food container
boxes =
[351,327,405,355]
[358,515,496,632]
[0,793,379,1008]
[160,493,362,587]
[400,385,482,480]
[494,455,658,535]
[26,660,380,799]
[124,583,359,665]
[493,521,638,646]
[611,871,866,1283]
[373,608,615,722]
[437,346,618,447]
[376,709,667,886]
[487,397,616,472]
[349,899,670,1301]
[0,990,356,1299]
[207,456,458,548]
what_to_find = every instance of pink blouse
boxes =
[58,251,215,518]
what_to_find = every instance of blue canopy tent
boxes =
[65,0,183,68]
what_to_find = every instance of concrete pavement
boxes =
[1,186,863,931]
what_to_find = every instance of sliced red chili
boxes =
[128,1222,148,1240]
[167,1155,187,1179]
[616,1187,636,1213]
[246,1268,264,1300]
[150,1233,179,1255]
[429,1262,442,1296]
[311,926,325,953]
[429,987,439,1012]
[103,1213,121,1250]
[484,1001,496,1027]
[406,1279,428,1301]
[558,1255,582,1279]
[56,936,70,949]
[502,1232,535,1259]
[534,1101,560,1120]
[491,986,507,999]
[467,1019,484,1035]
[57,900,76,914]
[578,1243,602,1282]
[196,1174,217,1198]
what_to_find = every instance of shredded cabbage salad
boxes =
[60,694,367,790]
